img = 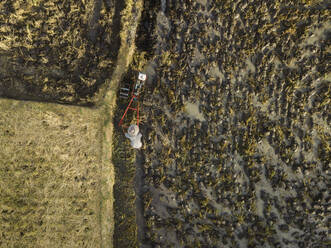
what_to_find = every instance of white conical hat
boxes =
[127,124,139,137]
[138,72,147,81]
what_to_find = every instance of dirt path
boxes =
[103,0,145,247]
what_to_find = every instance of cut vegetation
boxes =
[0,0,120,105]
[0,0,143,247]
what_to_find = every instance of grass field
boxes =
[0,99,107,248]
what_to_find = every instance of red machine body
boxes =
[118,72,146,129]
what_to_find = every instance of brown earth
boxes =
[139,0,330,247]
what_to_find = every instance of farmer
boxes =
[125,124,142,149]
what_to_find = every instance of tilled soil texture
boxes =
[139,0,330,247]
[0,0,123,105]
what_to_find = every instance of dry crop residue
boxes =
[138,0,330,247]
[0,0,143,247]
[0,100,104,247]
[0,0,119,105]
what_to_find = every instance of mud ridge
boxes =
[134,150,151,248]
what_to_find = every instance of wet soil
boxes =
[134,150,150,248]
[137,0,330,247]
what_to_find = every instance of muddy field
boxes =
[0,0,122,105]
[135,0,330,247]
